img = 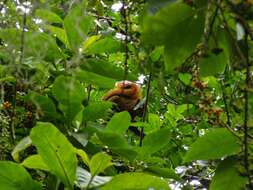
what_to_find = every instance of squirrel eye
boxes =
[123,85,132,89]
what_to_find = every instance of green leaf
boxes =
[76,149,90,167]
[80,58,137,81]
[52,75,85,123]
[0,29,63,61]
[45,25,70,48]
[83,101,112,122]
[144,166,180,180]
[101,172,170,190]
[21,155,49,171]
[105,112,131,135]
[64,3,94,50]
[139,128,171,156]
[89,152,112,176]
[35,9,63,23]
[83,35,101,50]
[11,136,32,162]
[25,32,63,61]
[74,69,116,89]
[30,122,77,188]
[210,157,247,190]
[0,161,42,190]
[52,75,85,105]
[179,73,192,85]
[85,37,124,54]
[97,131,129,149]
[184,128,240,162]
[26,91,59,120]
[142,2,205,72]
[199,52,227,77]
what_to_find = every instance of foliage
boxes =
[0,0,253,189]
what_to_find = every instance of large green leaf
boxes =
[142,2,205,72]
[97,131,129,149]
[22,155,49,171]
[80,58,137,81]
[30,122,77,188]
[184,128,241,162]
[52,75,85,104]
[85,37,124,54]
[89,152,112,176]
[144,166,180,180]
[0,161,42,190]
[105,111,131,135]
[26,91,59,120]
[139,128,171,156]
[45,25,70,48]
[35,9,63,23]
[0,29,63,61]
[199,29,231,77]
[210,157,247,190]
[74,69,116,89]
[83,101,112,122]
[64,3,94,50]
[52,75,85,123]
[101,172,170,190]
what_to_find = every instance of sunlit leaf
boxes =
[22,154,49,171]
[90,152,112,176]
[0,161,42,190]
[101,172,170,190]
[30,122,77,188]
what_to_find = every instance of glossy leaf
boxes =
[89,152,112,176]
[21,154,49,171]
[0,161,42,190]
[101,172,170,190]
[85,37,124,54]
[105,111,131,135]
[30,122,77,188]
[144,166,180,180]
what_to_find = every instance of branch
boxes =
[122,0,129,80]
[139,72,152,147]
[243,32,252,188]
[9,1,27,143]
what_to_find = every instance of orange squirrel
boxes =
[102,80,144,135]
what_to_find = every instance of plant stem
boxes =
[139,72,152,147]
[122,0,129,80]
[9,0,27,143]
[243,32,252,188]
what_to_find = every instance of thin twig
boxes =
[122,0,129,80]
[220,79,231,127]
[243,32,252,188]
[139,72,152,147]
[9,1,27,143]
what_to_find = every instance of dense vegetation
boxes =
[0,0,253,189]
